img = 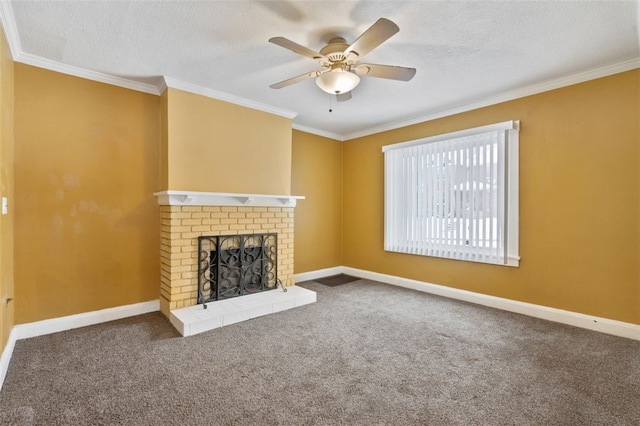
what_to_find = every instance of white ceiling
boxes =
[3,1,640,140]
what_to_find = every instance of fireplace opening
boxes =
[197,233,278,306]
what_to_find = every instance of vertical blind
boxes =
[383,121,519,266]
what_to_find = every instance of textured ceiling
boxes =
[5,0,640,139]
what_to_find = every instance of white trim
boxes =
[154,190,304,207]
[381,120,517,152]
[164,77,297,120]
[0,299,159,391]
[343,58,640,141]
[505,125,519,267]
[0,0,164,95]
[296,266,640,341]
[12,299,159,340]
[341,267,640,341]
[16,53,163,95]
[382,122,520,267]
[294,266,344,283]
[0,0,20,59]
[0,328,18,391]
[157,76,168,95]
[638,4,640,51]
[1,0,636,139]
[292,123,344,141]
[0,266,637,391]
[0,0,637,139]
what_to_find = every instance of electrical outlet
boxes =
[1,197,6,215]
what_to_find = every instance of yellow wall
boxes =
[4,52,638,334]
[291,130,342,272]
[160,90,168,190]
[164,88,292,194]
[14,64,161,324]
[343,70,640,325]
[0,27,14,353]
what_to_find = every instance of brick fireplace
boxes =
[154,191,304,319]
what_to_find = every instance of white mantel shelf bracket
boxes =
[154,191,305,207]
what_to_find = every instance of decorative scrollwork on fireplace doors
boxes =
[197,233,278,305]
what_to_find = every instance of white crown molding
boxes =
[163,77,297,120]
[296,265,640,341]
[157,76,168,95]
[292,123,344,141]
[343,58,640,141]
[17,53,162,95]
[0,1,164,95]
[0,0,20,59]
[1,0,638,142]
[154,190,305,207]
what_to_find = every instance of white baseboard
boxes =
[0,299,159,391]
[294,266,344,283]
[0,328,18,392]
[13,299,160,340]
[297,265,640,341]
[2,264,639,393]
[342,267,640,341]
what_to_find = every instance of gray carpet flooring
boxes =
[0,280,638,425]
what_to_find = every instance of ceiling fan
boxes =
[269,18,416,100]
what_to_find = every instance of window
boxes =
[382,121,519,266]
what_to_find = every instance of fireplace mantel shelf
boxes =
[154,190,305,207]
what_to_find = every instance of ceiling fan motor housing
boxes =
[319,37,351,64]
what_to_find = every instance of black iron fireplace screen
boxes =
[197,233,277,304]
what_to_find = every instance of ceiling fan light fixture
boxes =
[316,70,360,95]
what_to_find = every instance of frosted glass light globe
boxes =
[316,70,360,94]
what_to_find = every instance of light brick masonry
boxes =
[159,205,295,317]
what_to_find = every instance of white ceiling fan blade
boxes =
[336,92,352,102]
[269,37,327,61]
[355,64,416,81]
[270,70,325,89]
[344,18,399,61]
